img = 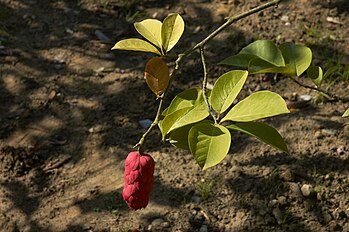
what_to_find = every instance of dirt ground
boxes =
[1,0,349,231]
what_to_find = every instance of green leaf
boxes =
[307,66,323,87]
[168,124,193,150]
[209,70,248,114]
[161,13,184,52]
[160,88,209,137]
[343,108,349,117]
[248,58,291,74]
[160,107,192,138]
[227,122,288,153]
[111,38,161,55]
[279,43,312,76]
[134,19,163,50]
[240,40,285,67]
[220,40,286,74]
[188,122,231,170]
[221,90,290,122]
[166,88,206,115]
[168,120,212,150]
[219,53,256,67]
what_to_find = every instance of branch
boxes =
[288,77,349,102]
[134,0,282,151]
[200,47,218,124]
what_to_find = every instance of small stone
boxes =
[94,30,111,42]
[323,211,332,224]
[329,221,342,231]
[152,218,164,227]
[272,207,283,225]
[326,16,341,24]
[301,184,313,197]
[337,146,345,155]
[199,224,208,232]
[258,209,267,216]
[281,15,289,22]
[161,222,170,228]
[268,199,278,207]
[191,196,202,204]
[322,129,336,136]
[139,119,153,128]
[288,182,303,199]
[277,196,287,205]
[280,167,294,182]
[299,95,312,102]
[324,173,333,180]
[314,131,323,139]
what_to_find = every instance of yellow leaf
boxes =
[161,13,184,53]
[144,57,170,96]
[111,38,161,55]
[134,19,163,50]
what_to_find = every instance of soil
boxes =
[1,0,349,231]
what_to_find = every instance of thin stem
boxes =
[288,76,349,102]
[134,0,282,151]
[200,47,218,124]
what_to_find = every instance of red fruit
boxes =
[122,151,155,210]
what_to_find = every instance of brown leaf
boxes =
[144,57,170,97]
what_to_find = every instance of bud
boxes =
[122,151,155,210]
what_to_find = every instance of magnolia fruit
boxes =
[122,151,155,210]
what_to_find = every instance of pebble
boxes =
[268,199,278,207]
[151,218,164,227]
[139,119,153,128]
[324,173,333,180]
[272,207,283,225]
[299,94,312,102]
[161,221,170,228]
[199,224,208,232]
[280,167,294,181]
[94,30,111,43]
[314,131,323,139]
[326,16,341,24]
[281,15,289,22]
[336,146,345,155]
[301,184,313,197]
[277,196,287,205]
[323,211,332,224]
[321,129,336,136]
[328,221,342,231]
[191,195,202,204]
[288,182,303,200]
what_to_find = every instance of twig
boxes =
[200,47,217,124]
[134,0,282,152]
[288,76,349,102]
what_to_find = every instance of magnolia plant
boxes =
[111,0,347,210]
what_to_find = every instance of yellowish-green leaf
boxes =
[134,19,163,50]
[307,66,323,87]
[209,70,248,114]
[279,43,312,76]
[221,91,290,122]
[161,13,184,52]
[189,122,231,170]
[227,122,288,153]
[159,88,210,138]
[111,38,161,55]
[240,40,285,67]
[343,108,349,117]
